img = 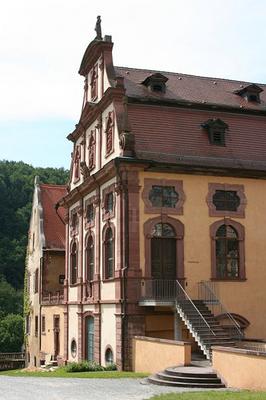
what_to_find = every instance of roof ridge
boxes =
[114,65,266,87]
[40,183,67,189]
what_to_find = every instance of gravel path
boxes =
[0,376,229,400]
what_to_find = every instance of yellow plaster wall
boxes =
[44,253,65,292]
[139,171,266,339]
[213,348,266,390]
[132,336,191,373]
[40,306,64,357]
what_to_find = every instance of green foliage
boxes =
[104,362,117,371]
[0,314,24,352]
[65,361,105,373]
[0,160,69,289]
[0,278,23,319]
[148,392,266,400]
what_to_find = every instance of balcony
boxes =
[139,279,184,306]
[42,290,64,305]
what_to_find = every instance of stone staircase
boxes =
[176,299,236,359]
[148,364,225,388]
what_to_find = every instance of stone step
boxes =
[156,371,222,384]
[148,365,225,388]
[148,376,225,388]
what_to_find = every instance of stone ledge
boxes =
[134,336,190,346]
[212,345,266,358]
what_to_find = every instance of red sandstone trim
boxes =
[206,183,247,218]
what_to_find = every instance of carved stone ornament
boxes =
[119,131,135,156]
[80,161,90,178]
[95,16,102,40]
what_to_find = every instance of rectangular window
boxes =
[35,316,38,336]
[34,269,39,293]
[54,315,60,330]
[41,315,46,333]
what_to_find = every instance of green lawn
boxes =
[0,368,148,379]
[149,392,266,400]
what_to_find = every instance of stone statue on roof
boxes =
[95,16,102,40]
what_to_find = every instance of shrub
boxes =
[65,361,117,373]
[105,363,117,371]
[65,361,105,373]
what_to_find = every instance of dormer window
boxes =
[201,118,229,146]
[141,73,168,94]
[234,84,263,103]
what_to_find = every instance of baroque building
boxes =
[57,21,266,370]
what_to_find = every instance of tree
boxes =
[0,314,24,352]
[0,279,23,319]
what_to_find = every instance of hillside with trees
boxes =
[0,160,68,352]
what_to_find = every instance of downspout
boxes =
[55,203,68,361]
[115,159,129,371]
[39,256,44,359]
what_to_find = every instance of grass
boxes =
[0,368,148,379]
[148,392,266,400]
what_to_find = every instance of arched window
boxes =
[70,242,78,285]
[105,227,114,279]
[151,223,176,280]
[210,219,245,280]
[86,236,94,282]
[216,225,239,279]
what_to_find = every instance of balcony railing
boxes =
[139,279,185,304]
[42,290,64,305]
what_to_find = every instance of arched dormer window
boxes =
[86,235,94,282]
[104,226,114,279]
[141,73,168,93]
[234,83,263,103]
[210,219,245,281]
[70,241,78,285]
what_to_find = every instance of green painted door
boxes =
[87,317,94,361]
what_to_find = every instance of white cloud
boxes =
[0,0,266,121]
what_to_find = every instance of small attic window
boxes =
[201,118,229,147]
[234,84,263,103]
[141,73,168,94]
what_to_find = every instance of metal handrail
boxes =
[175,280,216,336]
[198,280,244,339]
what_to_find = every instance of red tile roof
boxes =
[39,184,67,250]
[115,66,266,111]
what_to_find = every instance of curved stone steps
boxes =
[148,365,225,388]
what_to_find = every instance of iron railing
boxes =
[175,279,216,336]
[140,279,184,302]
[42,290,64,305]
[0,352,25,360]
[198,280,244,339]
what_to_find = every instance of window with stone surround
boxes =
[103,225,115,280]
[70,241,78,285]
[207,183,246,217]
[142,179,185,214]
[86,235,94,282]
[210,219,245,281]
[102,184,116,221]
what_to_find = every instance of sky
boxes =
[1,0,266,169]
